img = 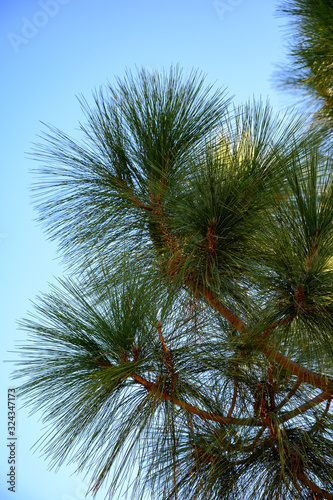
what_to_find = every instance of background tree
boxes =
[15,67,333,499]
[275,0,333,135]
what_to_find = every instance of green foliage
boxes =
[276,0,333,134]
[32,67,230,272]
[14,66,333,499]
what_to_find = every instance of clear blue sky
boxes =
[1,1,293,499]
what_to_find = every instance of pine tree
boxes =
[15,67,333,499]
[276,0,333,134]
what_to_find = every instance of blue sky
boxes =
[1,1,293,499]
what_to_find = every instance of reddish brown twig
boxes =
[130,372,259,426]
[197,284,246,332]
[280,391,333,423]
[115,177,153,212]
[263,346,333,397]
[142,195,333,401]
[156,321,177,384]
[274,379,301,412]
[297,471,332,500]
[227,378,238,418]
[197,284,333,397]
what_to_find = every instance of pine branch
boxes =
[227,377,238,418]
[130,372,260,426]
[199,282,333,397]
[297,471,333,500]
[22,66,333,498]
[242,427,265,452]
[263,346,333,396]
[115,177,153,212]
[93,351,259,426]
[156,321,177,384]
[197,284,246,332]
[274,379,302,412]
[280,391,332,423]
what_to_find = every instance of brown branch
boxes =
[115,177,153,212]
[130,372,260,426]
[142,196,331,401]
[280,391,332,423]
[156,320,177,384]
[193,446,214,465]
[94,351,259,425]
[246,427,265,450]
[145,202,333,406]
[198,284,290,344]
[267,365,276,411]
[253,317,292,344]
[263,346,333,397]
[227,378,238,418]
[274,379,302,412]
[197,284,246,332]
[324,398,332,415]
[156,321,168,352]
[297,471,333,500]
[197,284,333,397]
[129,197,153,212]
